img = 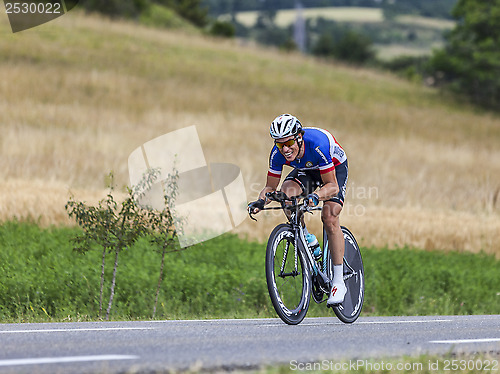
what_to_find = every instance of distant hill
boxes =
[220,7,454,61]
[202,0,458,19]
[1,11,498,255]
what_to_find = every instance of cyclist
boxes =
[248,113,348,305]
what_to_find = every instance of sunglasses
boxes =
[275,137,298,149]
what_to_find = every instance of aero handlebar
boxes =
[248,191,321,221]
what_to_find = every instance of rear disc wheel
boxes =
[325,226,364,323]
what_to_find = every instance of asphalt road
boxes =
[0,315,499,373]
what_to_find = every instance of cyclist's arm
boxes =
[258,175,280,203]
[316,169,339,201]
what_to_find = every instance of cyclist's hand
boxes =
[306,193,320,207]
[248,199,265,214]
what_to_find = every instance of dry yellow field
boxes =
[229,7,454,29]
[231,7,384,28]
[396,15,455,30]
[1,12,499,256]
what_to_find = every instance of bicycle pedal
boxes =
[327,302,341,308]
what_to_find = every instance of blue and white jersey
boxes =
[268,127,347,178]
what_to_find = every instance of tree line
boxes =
[201,0,457,19]
[428,0,500,108]
[81,0,209,27]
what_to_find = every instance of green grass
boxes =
[138,4,198,31]
[363,246,500,316]
[0,221,270,322]
[261,352,500,374]
[0,221,499,323]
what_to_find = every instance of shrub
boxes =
[209,20,235,38]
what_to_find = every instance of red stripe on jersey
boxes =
[320,165,335,175]
[268,170,281,178]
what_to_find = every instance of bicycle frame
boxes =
[258,191,331,293]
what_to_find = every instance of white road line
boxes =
[147,318,268,323]
[0,355,139,367]
[262,319,454,327]
[357,319,453,325]
[0,327,153,334]
[430,338,500,344]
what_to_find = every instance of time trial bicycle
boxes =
[249,191,364,325]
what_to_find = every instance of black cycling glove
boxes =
[248,198,265,213]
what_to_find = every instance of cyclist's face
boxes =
[275,135,301,161]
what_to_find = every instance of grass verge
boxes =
[0,221,498,323]
[261,352,500,374]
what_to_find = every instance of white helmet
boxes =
[269,114,302,140]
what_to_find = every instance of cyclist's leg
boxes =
[323,201,346,305]
[323,161,348,304]
[323,161,348,263]
[280,179,303,199]
[322,201,344,265]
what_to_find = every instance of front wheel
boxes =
[325,226,364,323]
[266,224,311,325]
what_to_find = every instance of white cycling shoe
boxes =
[327,282,347,306]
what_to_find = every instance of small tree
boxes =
[209,20,236,38]
[66,174,148,320]
[312,30,374,65]
[67,168,183,320]
[312,33,336,57]
[131,168,183,318]
[334,31,374,65]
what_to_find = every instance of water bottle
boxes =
[313,246,322,260]
[306,233,322,260]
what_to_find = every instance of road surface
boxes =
[0,315,499,373]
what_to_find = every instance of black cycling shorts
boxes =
[284,161,348,206]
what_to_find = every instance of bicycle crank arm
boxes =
[344,271,358,281]
[315,269,331,293]
[279,271,300,278]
